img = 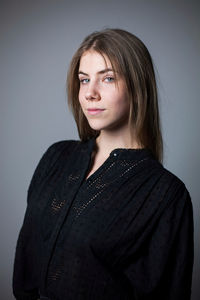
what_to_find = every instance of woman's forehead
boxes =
[79,50,113,71]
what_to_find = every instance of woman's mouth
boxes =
[87,109,105,115]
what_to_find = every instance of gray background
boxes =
[1,0,199,299]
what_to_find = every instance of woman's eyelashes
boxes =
[104,76,115,82]
[79,75,115,84]
[79,78,90,84]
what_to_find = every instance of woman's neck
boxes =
[95,130,141,159]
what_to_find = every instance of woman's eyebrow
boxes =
[78,68,114,76]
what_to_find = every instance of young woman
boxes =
[13,28,193,300]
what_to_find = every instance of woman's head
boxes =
[78,50,131,142]
[67,28,163,162]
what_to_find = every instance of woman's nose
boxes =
[85,82,101,101]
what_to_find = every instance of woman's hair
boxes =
[67,28,163,162]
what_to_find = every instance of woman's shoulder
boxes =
[161,163,187,191]
[146,157,191,205]
[144,153,186,187]
[137,152,190,204]
[45,139,81,154]
[27,139,86,197]
[40,139,88,164]
[44,138,92,155]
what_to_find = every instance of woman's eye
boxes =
[104,77,115,82]
[79,78,90,84]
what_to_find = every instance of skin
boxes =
[78,50,140,177]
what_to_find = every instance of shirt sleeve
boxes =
[12,141,75,300]
[123,185,194,300]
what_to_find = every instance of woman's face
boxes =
[78,50,130,133]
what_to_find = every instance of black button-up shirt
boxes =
[13,138,193,299]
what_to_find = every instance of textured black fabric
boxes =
[13,138,194,300]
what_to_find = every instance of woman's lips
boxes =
[87,109,105,115]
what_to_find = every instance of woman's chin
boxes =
[87,121,105,132]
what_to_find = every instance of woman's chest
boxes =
[39,164,162,265]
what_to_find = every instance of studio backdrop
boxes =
[1,0,199,299]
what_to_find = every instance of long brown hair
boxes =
[67,28,163,162]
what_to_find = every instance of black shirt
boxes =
[13,138,194,300]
